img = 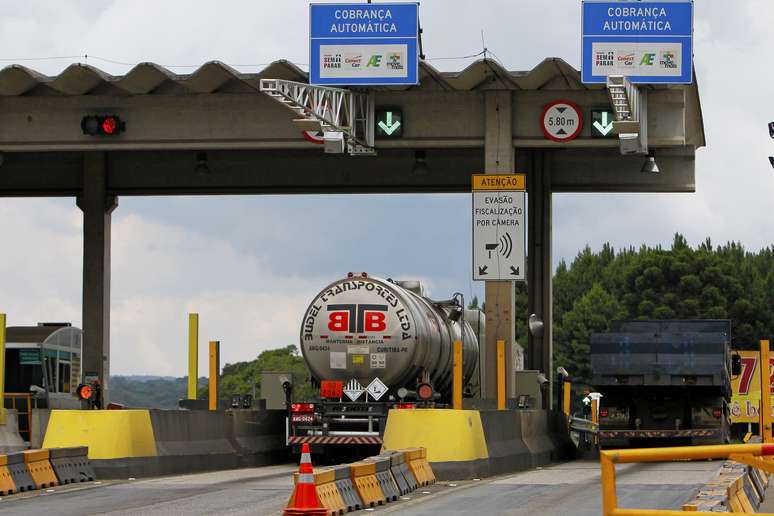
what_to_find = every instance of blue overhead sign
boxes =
[309,3,419,86]
[582,1,693,84]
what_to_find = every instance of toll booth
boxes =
[4,323,83,409]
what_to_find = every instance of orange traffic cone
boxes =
[284,443,328,516]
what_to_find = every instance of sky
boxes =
[0,1,772,376]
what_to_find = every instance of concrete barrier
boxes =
[41,408,290,479]
[227,409,289,466]
[42,410,157,459]
[382,409,489,480]
[0,410,27,453]
[477,410,531,476]
[382,408,574,480]
[519,410,554,467]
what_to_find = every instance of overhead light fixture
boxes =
[641,151,660,174]
[528,313,544,338]
[195,151,210,176]
[412,150,430,176]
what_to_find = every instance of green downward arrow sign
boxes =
[378,111,401,135]
[593,111,614,136]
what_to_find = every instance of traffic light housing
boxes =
[76,379,102,409]
[81,115,125,136]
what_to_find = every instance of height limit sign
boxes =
[472,174,526,281]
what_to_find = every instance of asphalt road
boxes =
[0,465,297,516]
[0,460,721,516]
[376,460,722,516]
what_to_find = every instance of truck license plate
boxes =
[291,414,314,424]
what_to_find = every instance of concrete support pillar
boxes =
[527,151,553,407]
[483,90,518,400]
[76,152,117,403]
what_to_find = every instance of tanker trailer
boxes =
[287,272,482,455]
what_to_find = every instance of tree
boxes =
[554,283,625,385]
[198,344,317,401]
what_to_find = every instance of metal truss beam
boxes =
[259,79,374,155]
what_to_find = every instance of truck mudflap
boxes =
[599,429,720,439]
[288,436,383,445]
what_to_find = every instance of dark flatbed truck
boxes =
[591,320,732,448]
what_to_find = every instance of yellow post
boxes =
[563,381,571,417]
[599,452,617,516]
[760,339,773,443]
[591,398,599,425]
[0,314,5,425]
[453,340,462,410]
[496,339,506,410]
[208,340,220,411]
[187,313,199,400]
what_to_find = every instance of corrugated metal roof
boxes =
[0,58,607,96]
[0,57,704,146]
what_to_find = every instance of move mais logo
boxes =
[659,51,677,69]
[386,52,404,70]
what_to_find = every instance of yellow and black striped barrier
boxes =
[285,447,434,515]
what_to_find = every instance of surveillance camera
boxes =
[536,373,549,385]
[556,366,569,377]
[29,385,46,397]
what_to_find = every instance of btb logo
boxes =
[327,304,387,333]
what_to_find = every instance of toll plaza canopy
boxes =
[0,57,705,404]
[0,58,704,195]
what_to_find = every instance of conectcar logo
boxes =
[327,304,387,332]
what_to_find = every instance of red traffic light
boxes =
[81,115,125,136]
[76,383,94,400]
[416,382,434,401]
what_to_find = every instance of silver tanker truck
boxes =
[287,272,483,455]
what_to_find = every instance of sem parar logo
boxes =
[327,304,388,332]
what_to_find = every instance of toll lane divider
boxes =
[682,460,770,512]
[0,447,92,496]
[382,408,574,480]
[41,409,290,479]
[49,446,95,484]
[285,447,433,515]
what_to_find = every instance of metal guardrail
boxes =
[4,392,33,443]
[600,443,774,515]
